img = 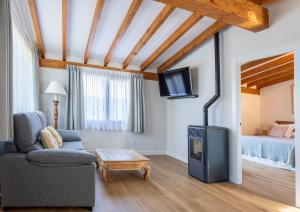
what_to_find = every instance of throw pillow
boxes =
[40,128,59,149]
[292,129,296,138]
[274,123,295,138]
[269,125,289,138]
[47,126,63,147]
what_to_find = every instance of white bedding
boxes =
[241,135,295,170]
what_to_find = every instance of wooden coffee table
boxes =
[95,149,151,182]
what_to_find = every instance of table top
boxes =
[95,149,150,162]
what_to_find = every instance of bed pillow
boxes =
[292,129,296,138]
[284,124,295,138]
[269,125,289,138]
[275,123,295,138]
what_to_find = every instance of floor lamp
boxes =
[45,81,67,129]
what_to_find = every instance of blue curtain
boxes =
[0,0,13,140]
[66,65,83,130]
[127,74,145,134]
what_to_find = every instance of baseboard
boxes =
[86,149,165,156]
[137,150,166,155]
[166,151,188,163]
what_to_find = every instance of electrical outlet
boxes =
[128,140,136,146]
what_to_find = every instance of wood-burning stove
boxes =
[187,32,229,183]
[188,125,229,183]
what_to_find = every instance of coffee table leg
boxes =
[95,160,100,169]
[144,165,151,180]
[102,166,108,182]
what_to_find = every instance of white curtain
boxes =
[10,0,39,113]
[82,68,131,131]
[12,22,37,113]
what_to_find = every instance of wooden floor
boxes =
[242,159,295,206]
[2,155,299,212]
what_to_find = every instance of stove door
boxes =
[190,136,203,161]
[188,127,206,182]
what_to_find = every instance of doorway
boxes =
[239,52,295,205]
[232,44,300,207]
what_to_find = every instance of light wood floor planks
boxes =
[2,155,299,212]
[242,159,295,206]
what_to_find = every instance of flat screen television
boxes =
[158,67,193,97]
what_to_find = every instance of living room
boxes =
[1,0,300,211]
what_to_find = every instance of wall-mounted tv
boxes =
[158,67,194,97]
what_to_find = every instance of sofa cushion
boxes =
[47,126,63,147]
[13,112,44,153]
[26,149,96,166]
[40,128,59,149]
[57,129,81,142]
[60,141,84,150]
[4,141,18,153]
[35,111,48,128]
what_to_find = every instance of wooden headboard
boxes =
[275,121,294,125]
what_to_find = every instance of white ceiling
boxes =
[31,0,216,71]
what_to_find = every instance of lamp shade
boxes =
[45,81,67,96]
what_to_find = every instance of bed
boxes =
[241,121,295,170]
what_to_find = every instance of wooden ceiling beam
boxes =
[104,0,143,66]
[157,21,228,73]
[155,0,269,32]
[241,61,294,85]
[249,0,280,5]
[257,74,294,89]
[62,0,68,61]
[84,0,105,64]
[28,0,45,58]
[141,13,203,71]
[122,5,175,69]
[241,52,294,79]
[241,87,260,95]
[241,54,283,72]
[39,58,158,81]
[247,69,294,87]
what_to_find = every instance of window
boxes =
[82,69,131,131]
[12,21,36,113]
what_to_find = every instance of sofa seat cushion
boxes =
[60,141,84,150]
[26,149,96,166]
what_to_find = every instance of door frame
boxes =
[231,42,300,206]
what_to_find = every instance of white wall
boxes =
[261,80,294,128]
[241,93,261,135]
[165,0,300,186]
[241,80,294,135]
[39,67,166,155]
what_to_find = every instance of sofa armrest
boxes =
[57,129,81,142]
[26,149,96,166]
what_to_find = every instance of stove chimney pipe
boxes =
[203,32,221,126]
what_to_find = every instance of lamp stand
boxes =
[53,100,59,129]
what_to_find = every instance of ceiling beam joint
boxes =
[154,0,269,32]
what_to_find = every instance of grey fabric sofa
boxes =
[0,112,96,210]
